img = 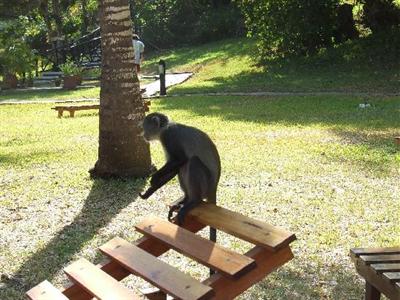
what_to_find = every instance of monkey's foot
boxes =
[139,192,149,199]
[168,204,183,222]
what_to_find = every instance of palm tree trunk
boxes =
[90,0,151,178]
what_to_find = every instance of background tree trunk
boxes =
[90,0,151,178]
[81,0,89,35]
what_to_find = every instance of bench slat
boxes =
[383,272,400,282]
[26,280,68,300]
[351,247,400,257]
[360,254,400,264]
[371,263,400,273]
[135,217,256,279]
[64,258,140,300]
[52,105,100,110]
[99,237,214,300]
[188,202,296,251]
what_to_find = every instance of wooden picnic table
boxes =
[27,202,296,300]
[350,247,400,300]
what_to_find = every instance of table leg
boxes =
[365,281,380,300]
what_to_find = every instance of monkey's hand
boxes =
[139,186,156,199]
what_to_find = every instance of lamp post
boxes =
[158,59,166,96]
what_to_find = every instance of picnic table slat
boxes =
[99,237,214,300]
[360,254,400,264]
[64,258,140,300]
[26,280,69,300]
[371,263,400,273]
[52,104,100,110]
[188,202,296,251]
[383,272,400,282]
[351,247,400,257]
[135,217,256,279]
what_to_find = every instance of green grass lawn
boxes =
[0,35,399,299]
[1,95,399,299]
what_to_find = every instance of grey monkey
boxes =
[139,112,221,231]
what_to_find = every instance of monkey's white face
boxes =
[141,123,160,142]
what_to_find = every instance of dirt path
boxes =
[142,72,192,97]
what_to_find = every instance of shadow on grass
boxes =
[1,177,145,299]
[155,95,400,172]
[156,95,400,129]
[0,87,99,102]
[171,66,400,94]
[0,151,62,168]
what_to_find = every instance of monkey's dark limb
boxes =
[139,168,179,199]
[175,156,209,225]
[151,159,186,185]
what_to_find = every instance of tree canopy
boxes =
[0,0,399,79]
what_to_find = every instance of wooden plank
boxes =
[64,258,140,300]
[135,217,256,279]
[188,202,296,251]
[371,263,400,273]
[26,280,69,300]
[204,245,294,300]
[360,254,400,264]
[100,237,214,300]
[351,247,400,257]
[61,218,207,300]
[383,272,400,282]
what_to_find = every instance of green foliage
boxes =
[59,58,83,76]
[131,0,244,48]
[237,0,340,58]
[237,0,400,60]
[0,19,37,76]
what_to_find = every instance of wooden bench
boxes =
[26,203,296,300]
[395,137,400,146]
[350,247,400,300]
[52,100,151,118]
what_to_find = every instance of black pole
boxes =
[159,59,166,96]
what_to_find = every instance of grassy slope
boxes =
[1,95,399,299]
[143,36,400,94]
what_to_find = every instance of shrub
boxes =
[237,0,340,59]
